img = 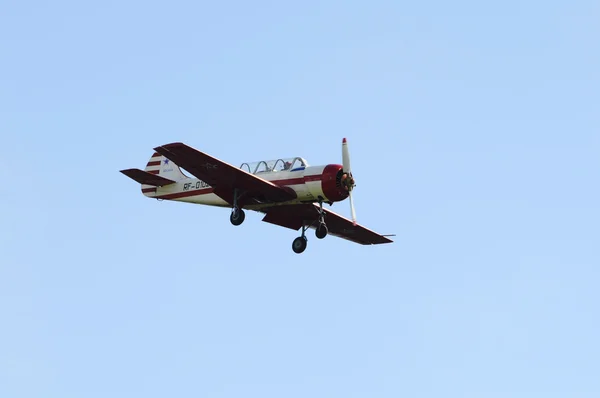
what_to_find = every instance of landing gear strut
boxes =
[315,198,328,239]
[230,189,245,226]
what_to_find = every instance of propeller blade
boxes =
[349,190,357,225]
[342,137,352,174]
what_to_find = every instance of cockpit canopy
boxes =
[239,157,309,174]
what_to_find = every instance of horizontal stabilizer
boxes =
[120,168,176,187]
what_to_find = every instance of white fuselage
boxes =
[143,165,329,209]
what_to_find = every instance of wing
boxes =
[261,204,393,245]
[120,168,176,187]
[153,142,296,205]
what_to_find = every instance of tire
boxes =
[315,223,328,239]
[292,236,307,254]
[230,208,245,226]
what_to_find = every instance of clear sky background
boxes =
[1,1,599,397]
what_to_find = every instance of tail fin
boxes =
[144,151,188,181]
[135,152,189,197]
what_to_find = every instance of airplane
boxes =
[120,138,393,253]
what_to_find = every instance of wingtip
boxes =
[343,137,347,143]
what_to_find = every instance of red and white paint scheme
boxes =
[121,139,393,253]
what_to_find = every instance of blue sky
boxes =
[1,1,599,397]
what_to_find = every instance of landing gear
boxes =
[315,198,328,239]
[292,221,310,254]
[292,236,308,254]
[230,188,245,226]
[315,223,328,239]
[230,208,245,226]
[291,199,329,253]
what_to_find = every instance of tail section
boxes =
[144,152,188,181]
[120,152,190,197]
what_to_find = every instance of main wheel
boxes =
[230,208,245,226]
[315,223,328,239]
[292,236,307,254]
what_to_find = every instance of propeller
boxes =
[341,138,357,225]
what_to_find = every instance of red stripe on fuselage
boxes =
[146,160,161,166]
[142,188,156,193]
[303,174,321,182]
[272,177,305,186]
[271,175,322,186]
[151,152,161,158]
[147,170,160,175]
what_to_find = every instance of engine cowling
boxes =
[320,164,350,203]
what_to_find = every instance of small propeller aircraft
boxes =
[120,138,393,253]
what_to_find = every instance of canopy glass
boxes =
[239,157,309,174]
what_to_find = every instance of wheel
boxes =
[292,236,307,254]
[315,223,328,239]
[230,208,245,226]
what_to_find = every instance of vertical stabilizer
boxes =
[144,152,188,181]
[141,152,188,196]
